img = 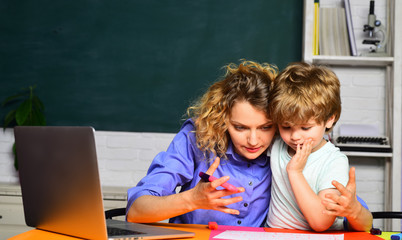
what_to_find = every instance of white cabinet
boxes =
[302,0,401,230]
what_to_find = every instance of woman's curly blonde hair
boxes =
[187,60,277,161]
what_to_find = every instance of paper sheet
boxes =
[213,230,344,240]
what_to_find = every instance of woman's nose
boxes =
[248,130,258,145]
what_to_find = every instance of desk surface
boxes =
[8,223,393,240]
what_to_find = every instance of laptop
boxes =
[14,126,195,240]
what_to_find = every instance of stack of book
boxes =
[313,0,357,56]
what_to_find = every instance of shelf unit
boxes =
[309,55,394,67]
[340,151,392,158]
[303,0,401,230]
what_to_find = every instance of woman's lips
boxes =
[245,146,261,153]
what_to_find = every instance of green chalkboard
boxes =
[0,0,302,133]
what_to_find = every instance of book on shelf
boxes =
[313,0,319,55]
[344,0,357,56]
[319,7,351,56]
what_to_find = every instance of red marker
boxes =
[199,172,239,192]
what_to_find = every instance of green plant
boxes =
[2,85,46,170]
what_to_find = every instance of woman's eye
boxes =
[261,125,273,130]
[234,126,245,130]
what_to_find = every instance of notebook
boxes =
[14,126,195,240]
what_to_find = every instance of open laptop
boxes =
[14,126,195,240]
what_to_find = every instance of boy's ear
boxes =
[325,115,336,129]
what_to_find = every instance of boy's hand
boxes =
[322,167,360,218]
[321,167,373,232]
[286,138,313,174]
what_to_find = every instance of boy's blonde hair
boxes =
[269,62,341,131]
[187,60,277,160]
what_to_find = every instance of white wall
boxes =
[0,128,175,187]
[95,131,175,187]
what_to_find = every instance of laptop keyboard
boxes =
[107,227,145,236]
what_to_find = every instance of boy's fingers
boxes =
[323,193,337,202]
[305,139,313,152]
[346,167,356,190]
[322,199,339,211]
[331,180,349,196]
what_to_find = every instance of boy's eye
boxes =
[302,127,311,131]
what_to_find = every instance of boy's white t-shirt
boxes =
[266,138,349,230]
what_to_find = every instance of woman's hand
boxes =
[189,157,245,215]
[128,156,245,223]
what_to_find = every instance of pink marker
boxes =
[199,172,239,192]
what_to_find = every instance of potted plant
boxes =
[2,85,46,170]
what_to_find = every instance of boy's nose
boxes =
[290,131,301,141]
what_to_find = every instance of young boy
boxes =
[265,62,372,232]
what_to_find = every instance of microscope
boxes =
[362,0,388,56]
